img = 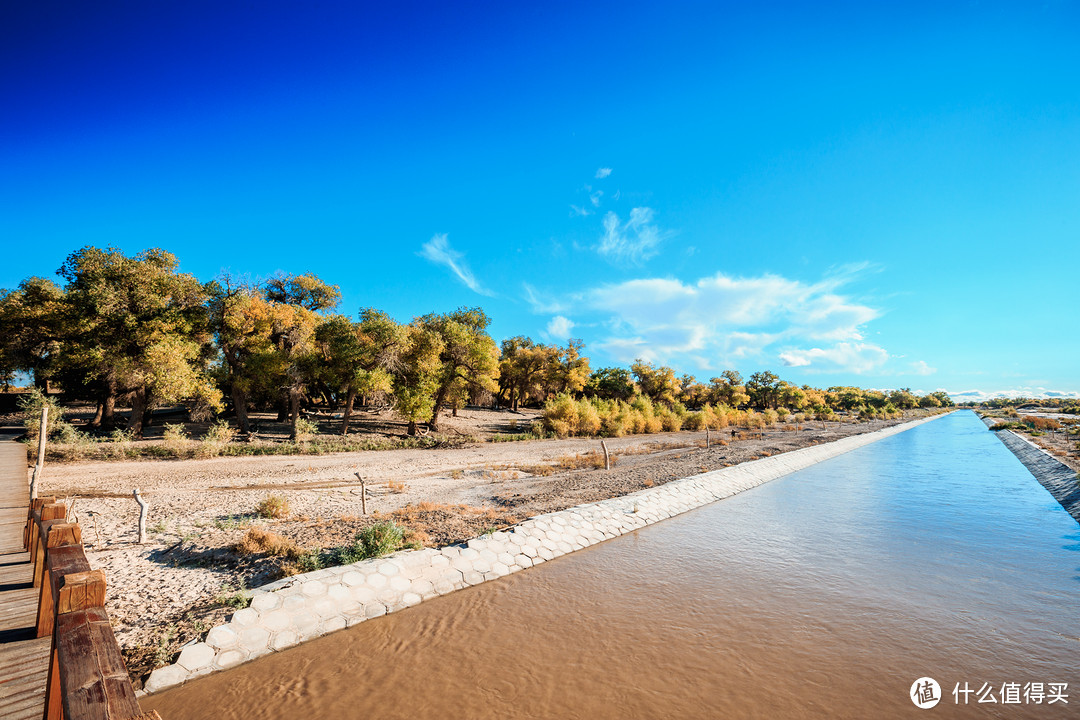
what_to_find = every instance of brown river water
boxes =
[144,412,1079,719]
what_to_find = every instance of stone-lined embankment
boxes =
[142,412,947,695]
[984,420,1080,524]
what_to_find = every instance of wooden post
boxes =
[354,473,367,515]
[36,524,85,637]
[600,440,610,470]
[706,428,711,449]
[34,520,81,593]
[30,404,48,501]
[31,503,67,587]
[24,495,56,550]
[133,489,148,544]
[38,544,92,640]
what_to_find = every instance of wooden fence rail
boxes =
[24,499,161,720]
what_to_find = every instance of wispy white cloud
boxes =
[595,167,612,179]
[779,343,889,374]
[598,207,668,263]
[522,283,568,314]
[909,360,936,376]
[527,268,892,374]
[545,315,575,340]
[569,204,592,217]
[419,234,493,296]
[590,191,604,207]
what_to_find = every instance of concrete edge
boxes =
[982,418,1080,524]
[140,411,949,695]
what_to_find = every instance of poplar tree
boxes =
[57,246,220,436]
[415,307,499,432]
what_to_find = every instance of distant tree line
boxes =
[967,396,1079,414]
[0,246,954,439]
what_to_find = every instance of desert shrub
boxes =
[162,423,191,457]
[777,408,790,422]
[683,411,707,431]
[331,521,412,564]
[294,416,319,441]
[214,582,252,609]
[1022,415,1061,431]
[541,394,580,438]
[556,451,611,471]
[106,427,137,459]
[18,389,73,443]
[255,493,290,519]
[575,398,602,436]
[762,409,779,426]
[198,420,234,457]
[235,527,302,557]
[657,405,683,432]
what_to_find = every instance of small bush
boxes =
[332,521,412,565]
[235,527,301,557]
[294,416,319,441]
[162,423,191,457]
[197,420,235,458]
[18,388,71,444]
[214,583,252,609]
[255,494,290,519]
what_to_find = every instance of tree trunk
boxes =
[231,383,250,435]
[452,406,458,417]
[510,387,518,412]
[100,380,117,428]
[90,401,104,428]
[341,388,356,436]
[407,420,418,436]
[127,386,147,438]
[276,394,288,422]
[288,388,301,440]
[429,385,448,432]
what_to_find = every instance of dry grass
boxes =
[517,463,556,477]
[388,502,520,547]
[387,480,408,493]
[234,527,302,558]
[515,450,615,477]
[255,494,290,519]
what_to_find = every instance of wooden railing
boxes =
[24,497,161,720]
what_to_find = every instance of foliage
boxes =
[162,423,192,456]
[2,244,961,454]
[414,307,499,432]
[329,521,414,565]
[55,246,222,435]
[18,387,73,442]
[255,493,290,519]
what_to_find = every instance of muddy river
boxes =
[144,411,1078,718]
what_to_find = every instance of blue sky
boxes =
[2,1,1078,401]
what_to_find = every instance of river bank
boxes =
[984,419,1080,523]
[141,410,1077,720]
[139,412,947,695]
[33,410,943,685]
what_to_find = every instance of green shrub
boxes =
[294,416,319,441]
[331,521,413,564]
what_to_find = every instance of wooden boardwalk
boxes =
[0,442,50,720]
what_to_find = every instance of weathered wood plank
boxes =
[55,606,142,720]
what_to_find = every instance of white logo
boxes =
[911,677,942,709]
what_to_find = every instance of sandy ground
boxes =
[31,410,938,685]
